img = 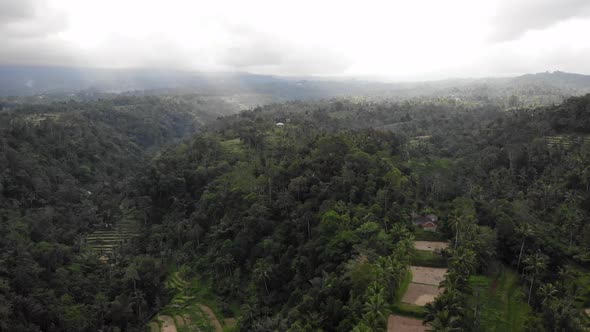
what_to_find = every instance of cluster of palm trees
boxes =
[423,246,478,331]
[352,237,414,331]
[423,207,485,331]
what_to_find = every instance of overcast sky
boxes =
[1,0,589,80]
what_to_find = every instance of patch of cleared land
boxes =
[410,266,447,286]
[387,314,426,332]
[198,304,223,332]
[585,308,590,316]
[224,318,237,328]
[414,241,448,252]
[158,316,177,332]
[402,283,443,306]
[149,321,160,332]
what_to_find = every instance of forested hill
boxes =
[2,65,590,106]
[133,94,590,331]
[0,95,238,331]
[1,94,590,331]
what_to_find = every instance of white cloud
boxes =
[0,0,588,80]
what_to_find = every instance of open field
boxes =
[468,267,530,332]
[387,314,426,332]
[410,266,447,286]
[411,249,447,268]
[414,229,447,242]
[402,283,443,306]
[414,241,448,252]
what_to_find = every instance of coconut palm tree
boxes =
[426,309,460,332]
[538,282,559,305]
[448,247,477,276]
[523,251,547,305]
[515,223,534,272]
[362,283,390,331]
[253,259,273,295]
[448,213,467,249]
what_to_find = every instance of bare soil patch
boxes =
[410,266,447,286]
[585,308,590,316]
[402,283,442,306]
[387,314,427,332]
[414,241,448,252]
[224,317,237,328]
[198,304,223,332]
[174,315,186,327]
[158,315,177,332]
[149,322,160,332]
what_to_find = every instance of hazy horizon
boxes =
[1,0,590,81]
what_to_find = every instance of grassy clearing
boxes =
[411,249,447,268]
[391,302,427,319]
[395,269,413,303]
[414,229,447,242]
[468,267,530,332]
[151,270,239,332]
[220,139,246,158]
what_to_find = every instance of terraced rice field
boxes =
[545,135,590,148]
[389,240,449,331]
[402,283,443,306]
[220,138,246,158]
[150,272,234,332]
[409,266,447,286]
[387,315,426,332]
[86,216,139,255]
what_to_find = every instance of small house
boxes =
[413,214,439,231]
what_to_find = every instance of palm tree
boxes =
[362,283,390,331]
[439,271,466,294]
[375,255,404,301]
[538,282,558,305]
[523,251,547,305]
[124,263,140,294]
[253,259,273,295]
[448,213,466,249]
[426,309,460,332]
[515,223,534,272]
[448,247,477,276]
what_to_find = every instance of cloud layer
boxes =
[0,0,589,80]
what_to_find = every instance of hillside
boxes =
[1,94,590,331]
[2,65,590,107]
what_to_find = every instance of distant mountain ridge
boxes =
[1,65,589,101]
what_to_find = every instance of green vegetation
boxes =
[410,249,448,268]
[468,267,530,332]
[2,92,590,331]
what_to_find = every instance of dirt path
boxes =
[158,315,177,332]
[410,266,447,286]
[387,314,426,332]
[198,304,223,332]
[414,241,448,252]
